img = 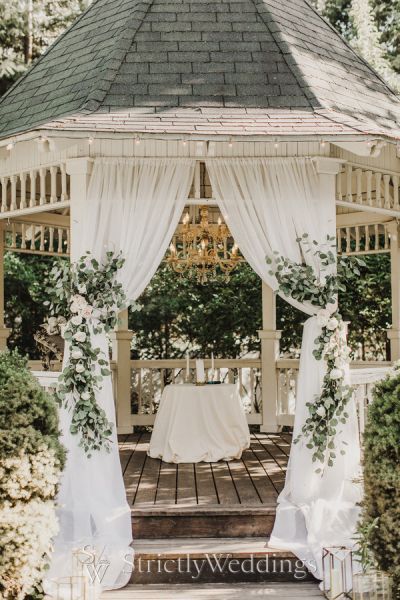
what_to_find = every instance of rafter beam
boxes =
[9,213,69,228]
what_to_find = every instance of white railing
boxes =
[30,359,392,436]
[5,221,70,256]
[130,358,262,426]
[337,163,400,215]
[0,163,69,218]
[276,358,391,434]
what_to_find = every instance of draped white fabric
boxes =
[206,157,362,577]
[47,158,194,592]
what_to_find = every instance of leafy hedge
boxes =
[362,367,400,597]
[0,351,65,599]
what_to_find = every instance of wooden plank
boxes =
[102,583,323,599]
[227,460,262,505]
[155,461,178,505]
[123,433,149,505]
[176,463,197,505]
[270,433,292,458]
[241,447,278,504]
[250,437,286,494]
[254,432,288,470]
[211,461,240,505]
[119,433,140,474]
[195,463,219,505]
[134,456,161,507]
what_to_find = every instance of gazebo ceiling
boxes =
[0,0,400,141]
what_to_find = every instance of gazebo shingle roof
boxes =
[0,0,400,140]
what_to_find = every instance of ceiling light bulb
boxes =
[6,142,14,151]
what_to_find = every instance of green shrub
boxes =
[0,350,65,599]
[361,367,400,597]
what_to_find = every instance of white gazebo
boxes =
[0,0,399,591]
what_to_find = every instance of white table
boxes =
[148,384,250,463]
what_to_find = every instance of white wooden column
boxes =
[314,156,344,239]
[66,158,93,262]
[387,220,400,361]
[111,308,134,434]
[0,222,10,349]
[258,282,281,432]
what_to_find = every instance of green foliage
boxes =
[0,0,91,94]
[131,262,262,359]
[0,349,65,466]
[4,253,59,358]
[47,252,127,455]
[361,368,400,596]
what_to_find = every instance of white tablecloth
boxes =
[148,384,250,463]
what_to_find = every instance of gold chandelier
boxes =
[166,206,242,283]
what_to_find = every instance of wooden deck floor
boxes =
[119,432,291,510]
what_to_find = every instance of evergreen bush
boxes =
[361,367,400,597]
[0,350,65,600]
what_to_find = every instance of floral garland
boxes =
[267,234,363,470]
[46,252,126,455]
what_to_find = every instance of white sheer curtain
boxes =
[47,158,194,592]
[206,157,362,577]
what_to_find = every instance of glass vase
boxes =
[374,571,392,600]
[352,572,376,600]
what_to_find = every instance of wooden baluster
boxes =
[40,225,45,251]
[250,368,255,413]
[21,224,26,249]
[366,170,373,206]
[375,172,382,208]
[57,228,63,253]
[374,224,379,251]
[50,166,57,203]
[346,165,353,202]
[66,228,70,255]
[11,223,16,248]
[346,227,351,253]
[1,177,8,212]
[10,175,17,211]
[49,227,54,253]
[365,225,370,252]
[137,370,142,415]
[356,168,362,204]
[20,172,27,209]
[355,225,360,253]
[383,174,391,209]
[39,168,46,205]
[60,164,67,201]
[384,225,389,250]
[29,171,36,207]
[336,171,343,202]
[393,175,399,210]
[336,229,341,254]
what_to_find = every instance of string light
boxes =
[182,140,187,146]
[320,140,326,148]
[6,142,14,151]
[228,139,234,148]
[88,136,94,145]
[274,140,279,149]
[135,136,141,145]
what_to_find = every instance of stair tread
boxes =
[103,582,323,599]
[132,504,276,516]
[134,537,295,558]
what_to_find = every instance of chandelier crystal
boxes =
[166,206,242,283]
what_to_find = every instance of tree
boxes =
[0,0,91,95]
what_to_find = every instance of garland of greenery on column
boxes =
[46,252,127,456]
[266,234,363,470]
[0,351,65,599]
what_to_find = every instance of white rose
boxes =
[81,391,91,401]
[78,284,87,294]
[70,302,80,314]
[316,406,326,418]
[75,363,85,373]
[73,331,86,343]
[334,357,346,369]
[317,308,330,327]
[71,349,83,360]
[330,368,344,380]
[326,317,339,331]
[82,305,93,319]
[71,315,83,326]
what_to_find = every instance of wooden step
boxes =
[129,538,315,585]
[103,582,324,599]
[132,504,276,539]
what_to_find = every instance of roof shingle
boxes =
[0,0,399,140]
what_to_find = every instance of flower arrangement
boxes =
[46,252,127,455]
[267,234,363,469]
[0,351,65,600]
